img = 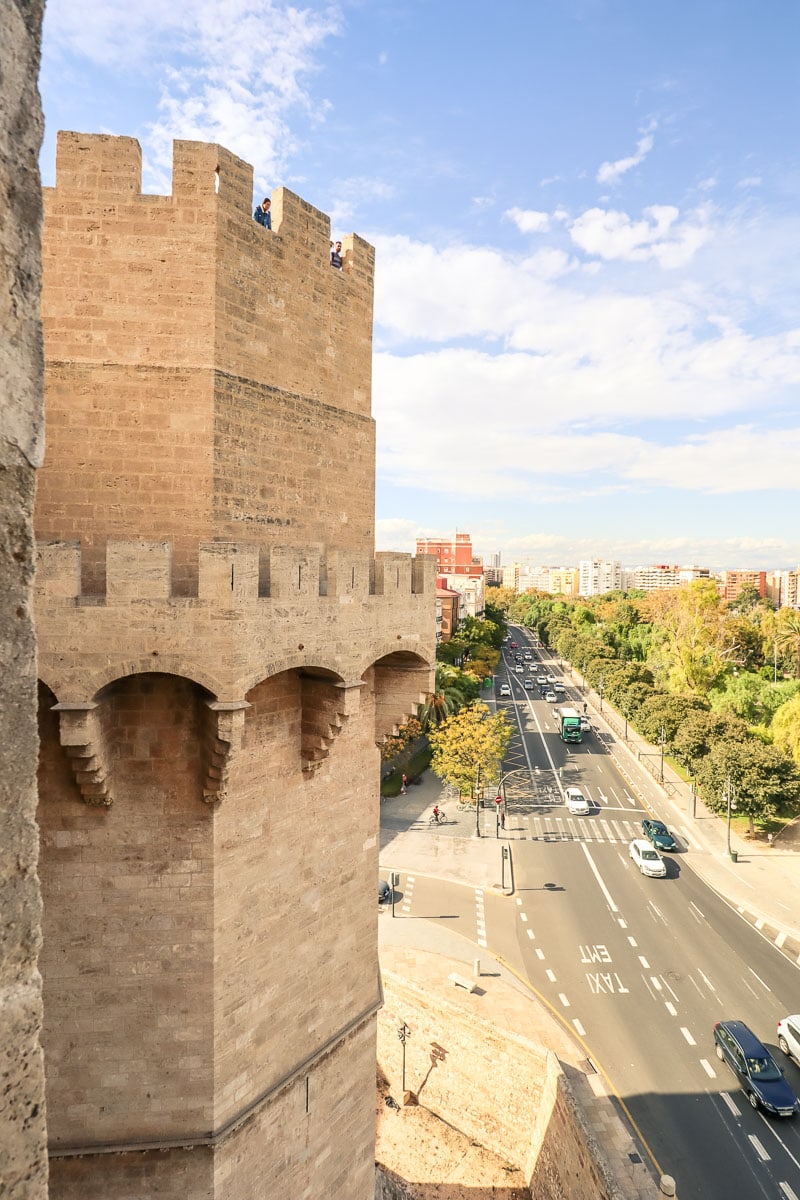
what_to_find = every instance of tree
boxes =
[429,703,512,797]
[776,609,800,679]
[460,615,504,651]
[635,692,708,746]
[647,580,730,695]
[772,693,800,768]
[671,711,748,774]
[417,666,473,731]
[695,738,800,835]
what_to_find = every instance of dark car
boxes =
[713,1020,798,1116]
[378,878,391,904]
[642,817,677,852]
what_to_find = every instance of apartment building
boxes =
[578,558,623,596]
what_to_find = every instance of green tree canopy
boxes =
[635,692,709,746]
[695,737,800,834]
[429,703,512,797]
[772,693,800,769]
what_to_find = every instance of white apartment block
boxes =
[579,558,623,596]
[439,572,485,618]
[502,563,521,592]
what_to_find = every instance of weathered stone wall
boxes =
[378,970,618,1200]
[0,0,48,1195]
[35,131,436,1199]
[38,134,377,593]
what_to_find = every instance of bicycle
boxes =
[429,811,447,825]
[456,800,474,812]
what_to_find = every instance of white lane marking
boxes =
[520,912,528,923]
[748,967,769,991]
[559,993,570,1008]
[650,976,662,991]
[688,900,705,923]
[721,1093,741,1117]
[697,969,716,995]
[780,1184,799,1200]
[681,1027,696,1046]
[618,918,628,930]
[639,956,650,969]
[516,897,523,906]
[661,977,680,1004]
[749,1136,769,1162]
[546,969,557,983]
[573,1018,586,1036]
[741,976,759,999]
[536,948,545,960]
[700,1058,716,1078]
[665,1002,677,1017]
[627,935,637,946]
[581,844,619,913]
[624,792,637,807]
[688,975,705,999]
[598,791,608,806]
[526,928,534,939]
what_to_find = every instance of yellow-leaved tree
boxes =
[428,703,512,799]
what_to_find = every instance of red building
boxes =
[718,570,767,603]
[417,532,483,579]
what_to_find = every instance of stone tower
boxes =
[35,131,435,1199]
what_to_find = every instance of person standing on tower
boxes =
[254,197,272,229]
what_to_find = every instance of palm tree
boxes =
[776,610,800,679]
[417,668,467,731]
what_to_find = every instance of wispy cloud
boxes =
[596,129,655,185]
[569,203,713,267]
[44,0,343,189]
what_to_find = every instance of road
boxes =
[385,625,800,1200]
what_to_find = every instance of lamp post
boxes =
[725,775,736,859]
[475,763,482,839]
[597,677,605,712]
[581,661,586,694]
[659,723,667,784]
[397,1022,411,1093]
[622,704,629,741]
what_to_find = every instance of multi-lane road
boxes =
[389,624,800,1200]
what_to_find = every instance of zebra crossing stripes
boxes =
[507,815,643,845]
[475,889,487,948]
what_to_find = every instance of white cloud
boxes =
[44,0,342,189]
[596,132,654,185]
[505,207,550,234]
[736,175,763,189]
[569,204,712,267]
[329,176,394,230]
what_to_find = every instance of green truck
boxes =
[557,706,582,743]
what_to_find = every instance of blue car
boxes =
[642,817,677,852]
[713,1020,798,1116]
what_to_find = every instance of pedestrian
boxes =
[500,811,505,830]
[401,773,408,795]
[254,197,272,229]
[583,702,588,714]
[330,240,343,269]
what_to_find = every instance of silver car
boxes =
[778,1016,800,1064]
[629,839,667,878]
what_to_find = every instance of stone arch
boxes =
[244,663,355,774]
[39,656,227,707]
[367,650,434,745]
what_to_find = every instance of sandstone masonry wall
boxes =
[35,131,435,1200]
[0,0,48,1195]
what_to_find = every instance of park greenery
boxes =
[491,582,800,837]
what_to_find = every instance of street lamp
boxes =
[581,661,586,694]
[597,677,605,712]
[622,704,629,741]
[397,1022,411,1093]
[659,723,667,784]
[725,776,737,859]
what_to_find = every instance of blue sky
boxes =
[40,0,800,571]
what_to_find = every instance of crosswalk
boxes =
[482,811,652,845]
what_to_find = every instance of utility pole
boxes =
[475,763,481,839]
[725,774,736,859]
[659,723,667,783]
[597,677,605,712]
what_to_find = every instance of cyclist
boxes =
[433,804,440,821]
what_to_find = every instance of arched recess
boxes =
[369,650,434,745]
[244,664,354,775]
[35,672,218,1146]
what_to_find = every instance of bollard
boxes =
[473,958,481,978]
[659,1175,676,1197]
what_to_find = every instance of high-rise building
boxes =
[718,570,767,603]
[578,559,623,596]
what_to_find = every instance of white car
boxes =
[565,787,590,815]
[536,675,548,685]
[553,683,566,694]
[499,683,511,697]
[777,1016,800,1064]
[515,665,524,674]
[579,716,591,732]
[544,690,557,702]
[546,675,556,685]
[629,838,667,878]
[524,678,534,690]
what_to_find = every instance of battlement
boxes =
[36,541,436,605]
[43,132,375,417]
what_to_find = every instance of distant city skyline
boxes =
[39,1,800,568]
